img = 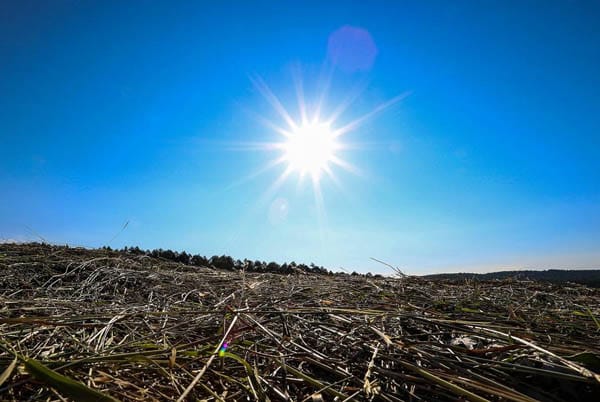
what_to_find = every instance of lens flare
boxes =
[218,341,229,357]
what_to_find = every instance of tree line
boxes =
[424,269,600,288]
[100,245,367,276]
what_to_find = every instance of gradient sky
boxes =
[1,1,600,274]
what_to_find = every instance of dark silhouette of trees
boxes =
[424,269,600,287]
[112,245,347,276]
[266,261,281,272]
[191,254,208,266]
[210,255,235,271]
[178,251,190,265]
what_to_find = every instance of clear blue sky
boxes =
[1,1,599,274]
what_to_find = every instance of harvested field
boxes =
[1,243,599,401]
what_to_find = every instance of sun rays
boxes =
[221,71,407,235]
[246,74,407,194]
[210,70,408,251]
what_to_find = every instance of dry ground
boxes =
[1,243,599,401]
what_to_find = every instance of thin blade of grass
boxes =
[0,357,18,387]
[23,357,119,402]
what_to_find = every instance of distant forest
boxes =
[424,270,600,288]
[103,245,377,277]
[14,243,599,286]
[109,246,600,286]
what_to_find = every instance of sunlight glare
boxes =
[242,72,407,201]
[283,122,337,179]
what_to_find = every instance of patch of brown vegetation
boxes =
[1,243,599,401]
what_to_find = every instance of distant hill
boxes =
[424,269,600,287]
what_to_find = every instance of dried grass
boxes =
[1,243,599,401]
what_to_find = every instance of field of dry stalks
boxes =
[1,243,599,401]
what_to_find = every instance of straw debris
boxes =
[1,243,599,401]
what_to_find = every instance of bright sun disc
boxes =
[284,122,337,178]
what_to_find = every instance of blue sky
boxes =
[1,1,599,274]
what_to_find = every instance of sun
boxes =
[283,122,338,179]
[239,74,408,203]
